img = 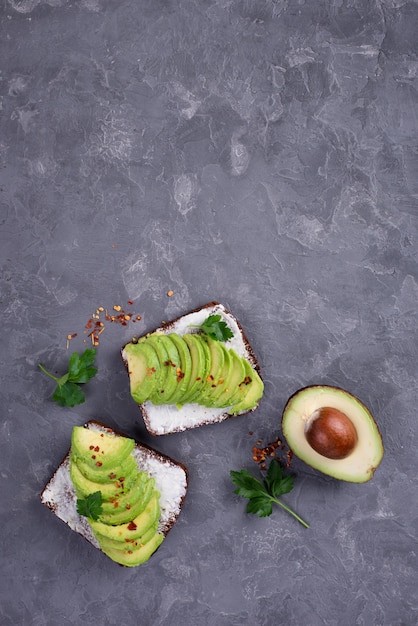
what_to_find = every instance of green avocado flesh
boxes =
[281,385,384,483]
[124,332,263,414]
[70,426,164,566]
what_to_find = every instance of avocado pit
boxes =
[304,407,358,460]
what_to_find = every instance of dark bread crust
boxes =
[40,420,189,561]
[121,302,263,436]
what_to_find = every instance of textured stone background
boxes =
[1,1,418,624]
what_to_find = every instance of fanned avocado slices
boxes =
[124,332,263,415]
[69,426,164,567]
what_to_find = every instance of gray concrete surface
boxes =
[1,1,417,624]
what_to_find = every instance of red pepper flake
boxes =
[96,461,103,467]
[127,521,137,531]
[91,455,96,460]
[251,437,292,471]
[94,446,100,452]
[127,300,133,305]
[125,504,131,510]
[113,502,119,508]
[89,445,94,450]
[109,472,116,479]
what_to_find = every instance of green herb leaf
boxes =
[68,348,97,383]
[246,496,273,517]
[39,348,97,408]
[230,459,309,528]
[200,315,234,342]
[76,491,103,521]
[52,382,86,407]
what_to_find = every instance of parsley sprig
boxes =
[198,314,234,342]
[230,459,309,528]
[76,491,103,521]
[38,348,97,407]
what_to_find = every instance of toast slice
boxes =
[40,421,188,564]
[121,301,263,435]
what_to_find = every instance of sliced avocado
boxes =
[71,427,135,470]
[124,342,161,404]
[203,342,233,405]
[281,385,384,483]
[96,520,158,553]
[179,334,209,404]
[185,333,213,404]
[89,492,161,541]
[72,453,137,485]
[99,471,149,515]
[140,334,180,405]
[164,333,192,405]
[214,348,246,408]
[70,457,137,501]
[138,334,170,405]
[198,337,227,406]
[229,359,264,415]
[98,477,156,525]
[100,532,164,567]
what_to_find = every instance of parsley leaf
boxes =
[76,491,103,521]
[230,460,309,528]
[199,315,234,342]
[39,348,97,407]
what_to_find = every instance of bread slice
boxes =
[121,301,263,435]
[40,420,188,562]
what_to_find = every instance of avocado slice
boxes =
[96,520,159,553]
[281,385,384,483]
[229,359,264,415]
[213,348,246,408]
[72,454,137,485]
[179,333,209,404]
[124,342,161,405]
[71,427,135,471]
[197,337,227,406]
[100,532,164,567]
[99,471,149,516]
[140,334,180,405]
[98,476,156,525]
[89,493,161,541]
[203,343,233,405]
[70,457,137,502]
[163,334,192,405]
[137,334,170,405]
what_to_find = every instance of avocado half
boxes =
[281,385,384,483]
